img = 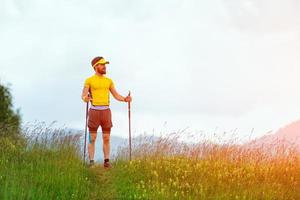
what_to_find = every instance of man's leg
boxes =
[87,108,100,164]
[101,108,113,168]
[88,131,97,161]
[102,130,110,160]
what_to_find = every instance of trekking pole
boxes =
[128,91,132,161]
[83,100,89,163]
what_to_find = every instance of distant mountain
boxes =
[245,119,300,151]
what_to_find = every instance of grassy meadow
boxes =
[114,137,300,199]
[0,122,299,200]
[0,122,104,199]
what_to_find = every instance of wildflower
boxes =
[153,170,158,177]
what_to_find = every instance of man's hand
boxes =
[82,95,93,103]
[124,95,132,103]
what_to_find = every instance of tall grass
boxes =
[0,122,101,200]
[1,121,300,199]
[114,132,300,200]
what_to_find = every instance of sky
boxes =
[1,0,300,143]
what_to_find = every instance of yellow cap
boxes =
[92,58,110,67]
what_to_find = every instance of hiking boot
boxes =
[89,160,95,168]
[103,159,111,169]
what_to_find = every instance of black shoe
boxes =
[103,159,111,168]
[89,160,95,167]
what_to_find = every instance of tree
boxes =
[0,82,21,130]
[0,82,25,153]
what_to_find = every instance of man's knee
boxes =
[102,132,110,143]
[89,131,97,143]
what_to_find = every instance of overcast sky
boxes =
[1,0,300,143]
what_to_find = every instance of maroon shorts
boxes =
[88,108,113,133]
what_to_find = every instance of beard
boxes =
[96,68,106,74]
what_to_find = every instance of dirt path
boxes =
[88,165,119,200]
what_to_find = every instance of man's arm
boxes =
[110,85,131,102]
[81,86,92,102]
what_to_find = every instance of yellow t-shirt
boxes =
[84,75,114,106]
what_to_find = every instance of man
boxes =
[81,56,132,168]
